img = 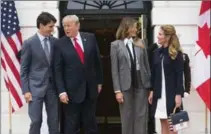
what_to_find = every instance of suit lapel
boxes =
[134,46,141,64]
[66,36,83,64]
[34,34,49,65]
[80,32,87,64]
[49,37,54,65]
[119,40,131,67]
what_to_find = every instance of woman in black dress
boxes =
[148,25,184,134]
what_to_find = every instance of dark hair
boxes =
[116,17,137,40]
[36,12,57,28]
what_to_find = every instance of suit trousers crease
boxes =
[28,83,59,134]
[119,75,148,134]
[63,97,98,134]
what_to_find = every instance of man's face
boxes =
[63,20,80,38]
[40,21,55,36]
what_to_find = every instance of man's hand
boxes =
[115,92,124,104]
[98,84,102,93]
[60,94,69,104]
[24,92,32,103]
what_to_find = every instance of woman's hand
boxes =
[148,91,153,104]
[115,92,124,104]
[175,95,182,108]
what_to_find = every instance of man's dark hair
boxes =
[36,12,57,28]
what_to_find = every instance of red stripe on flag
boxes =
[1,44,21,87]
[7,36,19,55]
[16,32,23,45]
[1,58,23,109]
[196,78,211,111]
[7,78,23,108]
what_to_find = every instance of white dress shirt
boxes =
[37,32,51,53]
[70,33,84,52]
[124,38,134,58]
[123,38,140,70]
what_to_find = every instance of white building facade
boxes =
[1,1,209,134]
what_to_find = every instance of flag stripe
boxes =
[12,34,22,51]
[1,58,22,110]
[6,36,19,56]
[1,44,21,86]
[1,34,20,73]
[16,31,23,45]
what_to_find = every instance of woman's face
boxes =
[128,23,137,38]
[157,29,168,46]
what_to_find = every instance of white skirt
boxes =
[155,57,168,119]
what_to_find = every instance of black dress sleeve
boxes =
[183,53,191,93]
[174,52,185,96]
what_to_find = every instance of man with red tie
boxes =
[54,15,103,134]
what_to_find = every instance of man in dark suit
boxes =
[20,12,59,134]
[54,15,103,134]
[147,43,158,134]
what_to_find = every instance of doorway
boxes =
[58,2,152,134]
[80,18,121,134]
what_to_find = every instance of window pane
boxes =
[67,0,144,10]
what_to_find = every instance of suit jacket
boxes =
[20,34,57,97]
[147,43,158,69]
[110,39,151,92]
[183,53,191,93]
[54,32,103,103]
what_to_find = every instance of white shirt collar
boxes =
[71,32,81,41]
[37,32,50,42]
[124,38,133,46]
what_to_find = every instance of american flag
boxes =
[1,1,25,112]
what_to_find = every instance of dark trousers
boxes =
[148,104,156,134]
[63,97,98,134]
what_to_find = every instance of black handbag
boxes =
[168,107,189,132]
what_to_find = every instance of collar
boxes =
[71,32,81,41]
[37,32,49,42]
[124,38,133,46]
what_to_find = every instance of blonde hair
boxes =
[160,25,181,60]
[116,17,137,40]
[133,37,145,49]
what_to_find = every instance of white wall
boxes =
[1,1,60,134]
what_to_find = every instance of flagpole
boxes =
[205,106,208,134]
[9,91,12,134]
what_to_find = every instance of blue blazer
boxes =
[151,47,184,116]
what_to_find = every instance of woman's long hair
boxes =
[116,17,137,40]
[161,25,181,60]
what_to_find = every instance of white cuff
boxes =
[115,90,121,93]
[59,92,67,97]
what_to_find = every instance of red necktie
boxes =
[73,37,84,64]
